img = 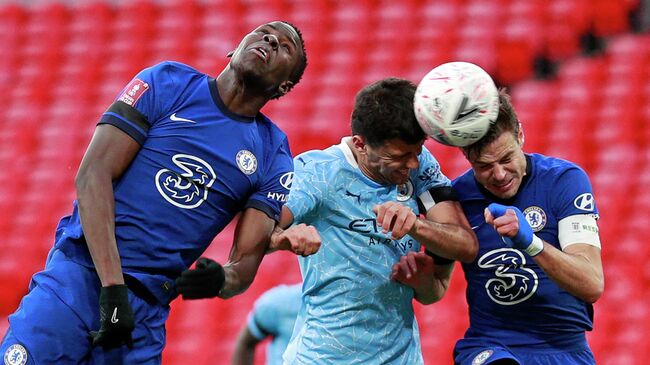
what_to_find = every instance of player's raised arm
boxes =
[373,192,478,263]
[269,205,321,256]
[486,204,604,303]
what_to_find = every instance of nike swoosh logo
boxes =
[111,307,119,324]
[471,225,480,230]
[457,107,479,120]
[170,113,196,123]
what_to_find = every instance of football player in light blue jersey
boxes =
[398,89,604,365]
[0,21,321,365]
[232,283,302,365]
[279,78,478,364]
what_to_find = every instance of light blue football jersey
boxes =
[247,284,302,365]
[283,138,451,365]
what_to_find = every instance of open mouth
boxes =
[492,179,514,193]
[251,47,268,62]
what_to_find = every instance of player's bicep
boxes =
[232,208,276,258]
[279,205,295,229]
[420,187,470,228]
[78,124,141,180]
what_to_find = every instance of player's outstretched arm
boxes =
[374,200,478,263]
[391,251,453,304]
[486,203,604,303]
[176,207,276,300]
[76,124,141,348]
[268,206,321,256]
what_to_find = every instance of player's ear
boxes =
[517,123,524,146]
[351,135,367,154]
[277,81,294,96]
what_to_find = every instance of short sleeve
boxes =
[552,166,599,220]
[245,137,294,222]
[413,146,452,196]
[98,62,180,144]
[285,154,324,223]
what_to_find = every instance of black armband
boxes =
[417,186,459,214]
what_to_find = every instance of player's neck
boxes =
[216,69,269,117]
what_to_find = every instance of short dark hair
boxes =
[282,21,307,94]
[461,88,520,160]
[351,78,425,147]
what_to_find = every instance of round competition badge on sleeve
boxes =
[4,344,27,365]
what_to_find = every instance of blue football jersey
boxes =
[247,283,302,365]
[452,154,599,350]
[283,138,451,364]
[54,61,293,304]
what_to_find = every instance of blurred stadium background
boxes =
[1,0,649,363]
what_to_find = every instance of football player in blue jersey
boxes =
[278,78,478,364]
[396,89,604,365]
[231,283,302,365]
[0,21,321,365]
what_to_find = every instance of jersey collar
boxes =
[337,137,359,168]
[208,77,259,123]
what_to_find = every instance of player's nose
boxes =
[263,34,279,50]
[491,164,507,180]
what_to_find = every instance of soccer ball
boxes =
[414,62,499,147]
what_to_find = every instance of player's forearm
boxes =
[219,252,265,299]
[533,243,604,303]
[414,264,452,305]
[411,220,478,263]
[76,168,124,286]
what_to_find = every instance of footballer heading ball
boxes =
[414,61,499,147]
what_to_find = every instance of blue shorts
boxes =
[454,339,595,365]
[0,249,170,365]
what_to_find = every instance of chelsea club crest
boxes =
[523,206,547,232]
[4,344,27,365]
[236,150,258,175]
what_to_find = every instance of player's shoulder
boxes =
[452,168,476,189]
[294,143,346,172]
[530,153,587,180]
[255,113,289,143]
[141,61,205,84]
[452,168,483,200]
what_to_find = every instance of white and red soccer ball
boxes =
[414,62,499,147]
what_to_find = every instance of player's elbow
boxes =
[583,277,605,303]
[459,233,479,263]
